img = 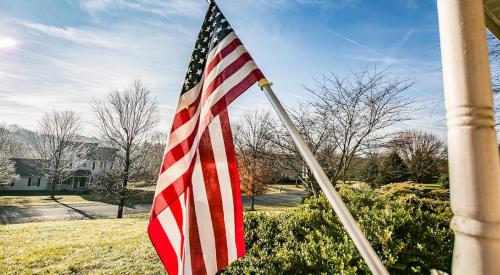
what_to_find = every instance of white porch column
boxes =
[437,0,500,274]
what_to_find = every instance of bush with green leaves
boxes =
[222,183,453,274]
[377,151,408,186]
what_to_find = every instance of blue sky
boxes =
[0,0,446,137]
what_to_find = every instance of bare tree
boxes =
[234,111,277,211]
[272,68,415,192]
[0,124,28,157]
[133,131,167,184]
[0,125,9,150]
[269,105,331,195]
[488,32,500,95]
[389,131,446,183]
[27,111,86,198]
[0,125,18,184]
[93,80,159,218]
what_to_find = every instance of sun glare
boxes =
[0,36,18,49]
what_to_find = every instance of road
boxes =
[0,186,307,224]
[0,202,151,224]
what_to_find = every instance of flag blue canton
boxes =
[182,2,234,94]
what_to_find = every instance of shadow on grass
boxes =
[0,205,42,224]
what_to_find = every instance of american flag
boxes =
[148,1,264,274]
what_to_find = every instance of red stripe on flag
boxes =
[168,198,184,232]
[153,156,197,217]
[148,216,179,275]
[155,70,265,218]
[187,187,208,275]
[161,121,200,173]
[209,69,264,118]
[160,68,263,184]
[203,53,253,102]
[206,38,242,75]
[219,110,245,257]
[198,127,229,271]
[171,91,202,131]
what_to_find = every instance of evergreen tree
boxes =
[357,155,380,187]
[377,151,408,185]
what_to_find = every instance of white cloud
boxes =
[394,29,416,47]
[80,0,205,18]
[0,15,201,134]
[80,0,114,13]
[23,22,123,49]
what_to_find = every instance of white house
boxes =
[0,144,117,191]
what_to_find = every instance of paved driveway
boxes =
[0,202,151,224]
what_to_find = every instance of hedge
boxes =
[222,183,453,274]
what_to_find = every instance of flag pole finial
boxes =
[258,78,273,90]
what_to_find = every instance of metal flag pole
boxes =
[258,79,389,275]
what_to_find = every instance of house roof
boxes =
[89,146,118,161]
[66,142,118,160]
[10,159,93,178]
[72,170,91,177]
[10,158,47,177]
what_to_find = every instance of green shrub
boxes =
[222,183,453,274]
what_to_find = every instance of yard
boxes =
[0,183,452,274]
[0,184,305,274]
[0,215,165,274]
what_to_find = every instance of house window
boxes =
[37,178,41,187]
[27,177,32,186]
[92,161,96,170]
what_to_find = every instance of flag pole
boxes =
[258,79,389,275]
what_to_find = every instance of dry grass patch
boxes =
[0,215,165,274]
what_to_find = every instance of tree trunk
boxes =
[51,160,60,199]
[250,193,255,211]
[117,150,131,219]
[50,179,56,199]
[117,196,125,218]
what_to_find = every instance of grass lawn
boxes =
[0,215,165,274]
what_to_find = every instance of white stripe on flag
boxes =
[191,152,218,275]
[157,205,183,274]
[175,83,202,113]
[156,134,200,193]
[156,60,259,194]
[206,32,237,63]
[179,193,188,275]
[182,191,193,275]
[204,45,247,85]
[208,116,237,262]
[200,60,258,105]
[167,100,202,151]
